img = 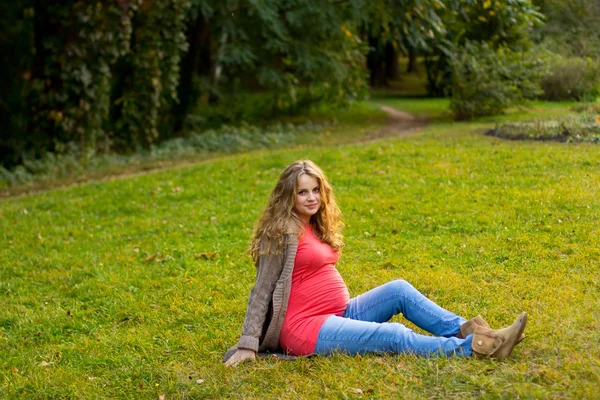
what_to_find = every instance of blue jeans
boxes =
[314,280,473,357]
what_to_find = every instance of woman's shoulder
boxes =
[257,232,298,254]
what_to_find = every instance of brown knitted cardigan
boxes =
[223,235,298,361]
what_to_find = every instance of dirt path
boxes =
[365,105,428,141]
[1,105,426,198]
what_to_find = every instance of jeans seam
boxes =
[351,292,456,328]
[349,293,404,320]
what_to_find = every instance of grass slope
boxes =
[1,116,599,398]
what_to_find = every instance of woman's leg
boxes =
[343,279,466,337]
[314,315,473,357]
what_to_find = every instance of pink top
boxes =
[279,225,350,355]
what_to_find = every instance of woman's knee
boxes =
[389,279,414,293]
[389,322,415,352]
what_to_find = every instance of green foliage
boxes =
[28,1,136,155]
[539,55,600,102]
[489,114,600,143]
[361,0,447,86]
[449,42,547,120]
[0,1,36,166]
[207,0,370,109]
[114,0,190,147]
[453,0,544,47]
[363,0,446,50]
[533,0,600,58]
[3,0,372,169]
[571,102,600,114]
[424,0,543,97]
[3,0,590,172]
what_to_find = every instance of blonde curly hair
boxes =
[249,160,344,261]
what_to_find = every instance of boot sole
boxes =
[495,312,527,361]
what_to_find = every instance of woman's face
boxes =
[294,174,321,224]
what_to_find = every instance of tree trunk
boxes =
[384,41,399,80]
[173,11,210,133]
[407,47,418,73]
[367,34,387,87]
[30,0,64,155]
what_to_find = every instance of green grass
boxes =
[370,94,581,124]
[1,110,599,398]
[371,93,453,119]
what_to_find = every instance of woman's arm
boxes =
[235,249,284,352]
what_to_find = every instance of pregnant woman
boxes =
[224,160,526,366]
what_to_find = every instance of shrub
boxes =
[540,55,600,101]
[449,42,547,120]
[487,114,600,143]
[571,102,600,114]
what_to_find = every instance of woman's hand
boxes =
[224,349,256,367]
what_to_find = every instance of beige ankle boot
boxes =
[471,312,527,361]
[458,315,525,344]
[457,315,490,339]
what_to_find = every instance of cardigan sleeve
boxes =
[236,247,285,352]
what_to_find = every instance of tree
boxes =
[423,0,543,97]
[361,0,446,87]
[532,0,600,58]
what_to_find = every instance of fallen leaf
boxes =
[88,376,97,380]
[196,379,204,385]
[144,253,158,262]
[194,252,219,260]
[349,388,364,395]
[381,261,395,270]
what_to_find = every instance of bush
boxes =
[540,55,600,101]
[487,114,600,143]
[449,42,547,120]
[571,102,600,114]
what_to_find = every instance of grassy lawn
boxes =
[370,93,581,124]
[2,102,600,398]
